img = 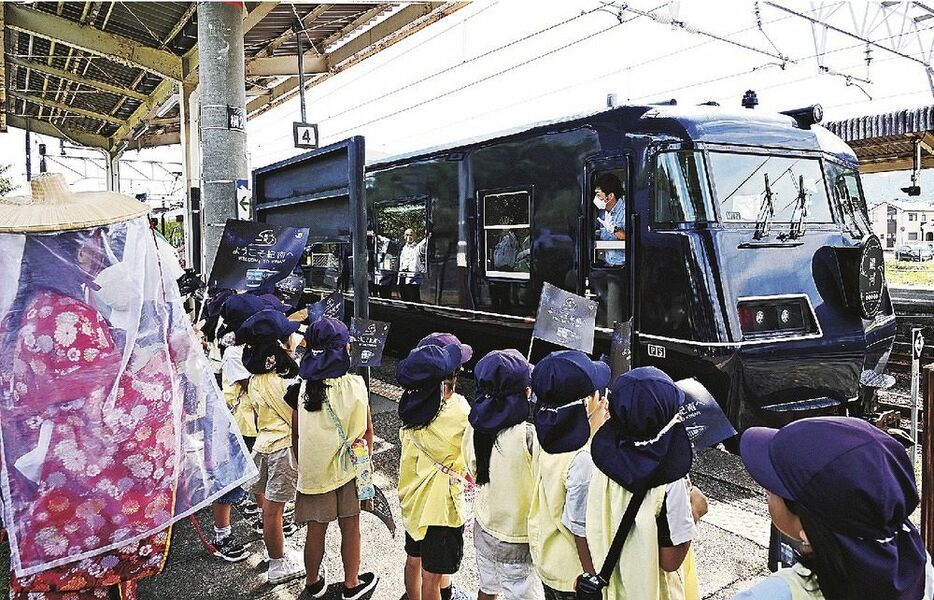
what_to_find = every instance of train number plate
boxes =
[647,344,666,358]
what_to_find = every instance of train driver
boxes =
[593,173,627,327]
[594,173,626,264]
[399,228,428,303]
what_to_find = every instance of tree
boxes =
[0,164,18,197]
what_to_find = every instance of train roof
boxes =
[367,103,858,170]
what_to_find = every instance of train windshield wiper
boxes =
[753,173,774,240]
[836,176,866,239]
[787,175,808,240]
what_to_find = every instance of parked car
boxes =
[895,244,934,261]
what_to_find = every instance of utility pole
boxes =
[198,1,247,278]
[24,123,31,181]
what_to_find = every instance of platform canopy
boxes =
[1,2,463,153]
[825,106,934,174]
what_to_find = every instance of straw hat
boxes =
[0,173,149,233]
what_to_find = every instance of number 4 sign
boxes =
[293,122,319,149]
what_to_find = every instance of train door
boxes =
[583,157,631,329]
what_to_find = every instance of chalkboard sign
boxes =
[532,282,598,353]
[350,318,390,367]
[675,378,737,451]
[275,269,305,309]
[308,290,345,322]
[609,319,633,380]
[209,219,308,291]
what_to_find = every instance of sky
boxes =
[3,0,934,201]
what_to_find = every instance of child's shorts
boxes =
[404,525,464,575]
[250,447,298,503]
[294,479,360,524]
[474,525,540,599]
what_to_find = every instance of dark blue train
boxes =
[306,102,895,432]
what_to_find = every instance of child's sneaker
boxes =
[211,534,249,563]
[284,501,295,518]
[298,564,329,599]
[267,553,305,585]
[252,518,264,535]
[342,572,378,600]
[282,521,300,537]
[241,500,260,517]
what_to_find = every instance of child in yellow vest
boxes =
[237,309,305,586]
[585,367,695,600]
[289,316,378,600]
[204,292,269,562]
[528,350,611,600]
[736,417,934,600]
[462,350,541,600]
[397,334,472,600]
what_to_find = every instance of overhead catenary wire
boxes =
[250,1,934,166]
[322,4,610,122]
[250,1,801,163]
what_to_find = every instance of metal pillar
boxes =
[198,0,247,279]
[24,124,31,181]
[295,26,307,123]
[103,150,121,192]
[179,80,202,273]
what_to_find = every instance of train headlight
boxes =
[738,298,813,339]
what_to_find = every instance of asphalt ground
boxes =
[3,374,922,599]
[130,386,775,600]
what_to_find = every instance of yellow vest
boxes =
[463,422,533,544]
[398,393,470,541]
[586,469,665,600]
[251,372,294,454]
[296,374,368,495]
[527,440,584,592]
[221,346,257,438]
[772,564,825,600]
[660,547,700,600]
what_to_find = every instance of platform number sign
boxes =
[913,329,925,361]
[293,122,319,149]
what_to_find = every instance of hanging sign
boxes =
[293,122,319,149]
[531,282,598,353]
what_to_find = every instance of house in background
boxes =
[868,199,934,248]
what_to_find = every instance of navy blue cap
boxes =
[531,350,610,454]
[218,293,268,338]
[258,293,292,314]
[397,344,463,427]
[417,332,473,363]
[235,309,300,345]
[204,288,235,319]
[470,350,531,434]
[591,367,692,491]
[299,316,350,381]
[741,416,926,599]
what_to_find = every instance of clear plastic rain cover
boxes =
[0,217,257,577]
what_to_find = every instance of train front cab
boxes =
[602,112,897,432]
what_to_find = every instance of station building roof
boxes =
[1,2,463,154]
[825,106,934,174]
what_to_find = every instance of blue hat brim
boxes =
[740,427,794,500]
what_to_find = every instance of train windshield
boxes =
[709,152,833,224]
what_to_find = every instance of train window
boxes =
[654,151,714,224]
[482,190,531,279]
[373,199,429,301]
[708,153,832,224]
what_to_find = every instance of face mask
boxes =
[593,196,606,210]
